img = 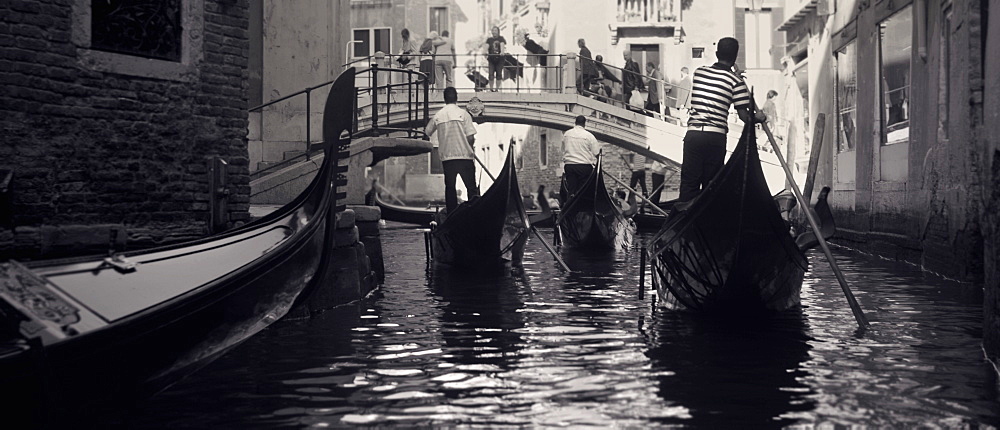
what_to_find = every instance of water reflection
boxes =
[123,226,1000,428]
[644,309,815,427]
[428,266,526,376]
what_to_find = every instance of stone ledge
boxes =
[334,226,359,248]
[348,205,381,222]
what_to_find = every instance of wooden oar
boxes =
[757,114,869,330]
[472,154,571,272]
[602,171,670,217]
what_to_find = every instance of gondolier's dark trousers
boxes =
[560,164,593,204]
[679,130,727,202]
[628,169,647,200]
[443,159,479,213]
[650,172,665,205]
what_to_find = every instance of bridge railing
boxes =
[248,61,432,179]
[346,51,688,125]
[349,52,567,94]
[248,78,340,178]
[352,59,432,139]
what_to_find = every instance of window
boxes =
[692,47,704,58]
[879,6,912,145]
[91,0,182,61]
[743,8,773,69]
[352,28,391,59]
[835,41,857,152]
[72,0,203,81]
[430,7,448,34]
[539,132,548,168]
[630,44,659,73]
[939,2,952,140]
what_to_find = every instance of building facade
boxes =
[777,0,1000,361]
[1,0,252,258]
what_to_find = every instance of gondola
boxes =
[373,189,546,227]
[556,153,635,251]
[646,108,833,314]
[372,193,444,226]
[0,69,357,425]
[429,144,530,272]
[632,200,677,231]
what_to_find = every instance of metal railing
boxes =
[249,60,432,179]
[248,79,340,179]
[354,62,431,139]
[348,51,689,123]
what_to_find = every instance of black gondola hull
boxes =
[430,146,530,273]
[0,67,359,425]
[647,118,808,315]
[557,155,635,252]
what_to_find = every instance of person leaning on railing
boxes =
[419,32,437,86]
[397,28,418,70]
[432,30,456,90]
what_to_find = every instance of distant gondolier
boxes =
[650,159,669,205]
[426,87,478,212]
[560,115,602,204]
[680,37,765,202]
[622,153,649,206]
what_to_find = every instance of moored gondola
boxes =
[556,153,635,251]
[0,69,358,425]
[647,112,832,314]
[373,192,551,228]
[429,144,530,272]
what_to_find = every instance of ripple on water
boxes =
[127,227,1000,428]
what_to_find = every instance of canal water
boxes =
[129,222,1000,428]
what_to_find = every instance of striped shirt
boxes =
[688,63,750,134]
[426,104,476,161]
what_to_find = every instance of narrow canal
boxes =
[130,222,1000,428]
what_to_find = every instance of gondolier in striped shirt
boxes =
[680,37,766,202]
[426,87,478,213]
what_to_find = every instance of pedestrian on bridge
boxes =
[622,51,645,107]
[397,28,417,70]
[644,62,666,117]
[419,32,437,87]
[485,26,506,92]
[432,31,456,90]
[425,87,478,212]
[679,37,766,202]
[578,39,597,93]
[560,115,603,204]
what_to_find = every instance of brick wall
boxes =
[0,0,250,258]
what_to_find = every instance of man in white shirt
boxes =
[560,115,602,203]
[425,87,477,212]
